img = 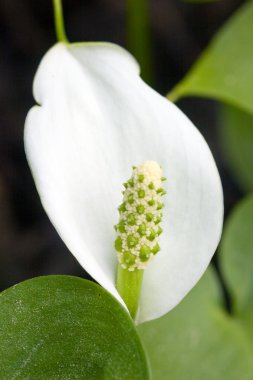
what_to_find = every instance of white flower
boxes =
[24,42,223,324]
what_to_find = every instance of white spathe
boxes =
[24,42,223,324]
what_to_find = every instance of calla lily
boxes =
[24,41,223,324]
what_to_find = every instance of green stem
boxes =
[53,0,68,43]
[117,266,144,320]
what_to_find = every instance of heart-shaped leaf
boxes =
[168,2,253,115]
[219,105,253,192]
[138,196,253,379]
[0,276,150,379]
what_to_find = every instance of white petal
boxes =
[24,42,223,323]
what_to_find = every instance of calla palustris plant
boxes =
[24,0,223,324]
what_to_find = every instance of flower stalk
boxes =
[116,267,144,319]
[53,0,68,43]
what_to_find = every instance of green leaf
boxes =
[219,105,253,192]
[220,195,253,337]
[139,269,253,379]
[138,196,253,380]
[0,276,150,380]
[168,2,253,115]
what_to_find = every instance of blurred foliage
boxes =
[168,1,253,115]
[219,105,253,193]
[138,196,253,380]
[220,195,253,335]
[126,0,153,84]
[183,0,219,3]
[0,276,150,379]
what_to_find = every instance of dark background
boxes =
[0,0,243,291]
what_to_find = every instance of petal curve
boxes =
[24,42,223,323]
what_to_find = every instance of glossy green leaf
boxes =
[219,105,253,192]
[168,2,253,115]
[0,276,150,380]
[138,197,253,380]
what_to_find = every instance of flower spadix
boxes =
[24,41,223,324]
[115,161,165,271]
[115,161,166,319]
